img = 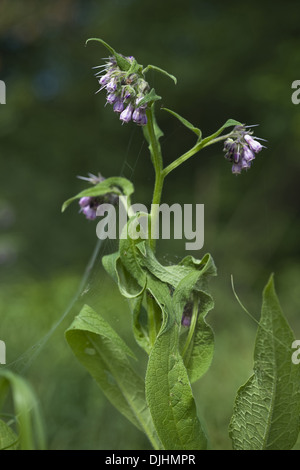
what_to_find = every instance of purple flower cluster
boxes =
[95,56,150,126]
[223,125,264,174]
[78,173,118,221]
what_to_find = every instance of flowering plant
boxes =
[62,39,300,450]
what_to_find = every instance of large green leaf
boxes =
[229,275,300,450]
[136,244,215,381]
[137,243,216,293]
[146,324,207,450]
[65,305,160,449]
[145,269,211,450]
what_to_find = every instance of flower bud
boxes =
[120,103,134,123]
[82,206,97,220]
[113,98,124,113]
[79,196,92,208]
[243,146,255,162]
[244,134,263,153]
[106,92,117,105]
[132,107,147,126]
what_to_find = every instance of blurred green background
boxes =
[0,0,300,450]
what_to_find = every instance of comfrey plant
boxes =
[62,39,300,450]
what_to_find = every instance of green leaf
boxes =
[135,245,216,381]
[102,251,150,351]
[102,251,119,284]
[201,118,242,145]
[146,324,207,450]
[0,370,45,450]
[61,176,134,212]
[137,244,216,295]
[103,252,145,299]
[137,88,162,108]
[178,253,217,294]
[229,275,300,450]
[65,304,161,449]
[0,419,18,450]
[86,38,132,72]
[143,65,177,85]
[116,257,146,299]
[145,266,213,449]
[118,218,147,287]
[162,108,202,140]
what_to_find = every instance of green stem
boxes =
[162,132,232,178]
[143,106,166,350]
[145,106,165,252]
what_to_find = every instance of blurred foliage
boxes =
[0,0,300,449]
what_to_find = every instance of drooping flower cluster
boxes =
[78,173,118,220]
[95,56,150,126]
[223,125,264,174]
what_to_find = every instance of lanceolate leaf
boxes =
[145,268,212,450]
[229,275,300,450]
[146,324,207,450]
[65,305,161,449]
[142,65,177,85]
[162,108,202,140]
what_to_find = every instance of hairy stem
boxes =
[145,106,165,252]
